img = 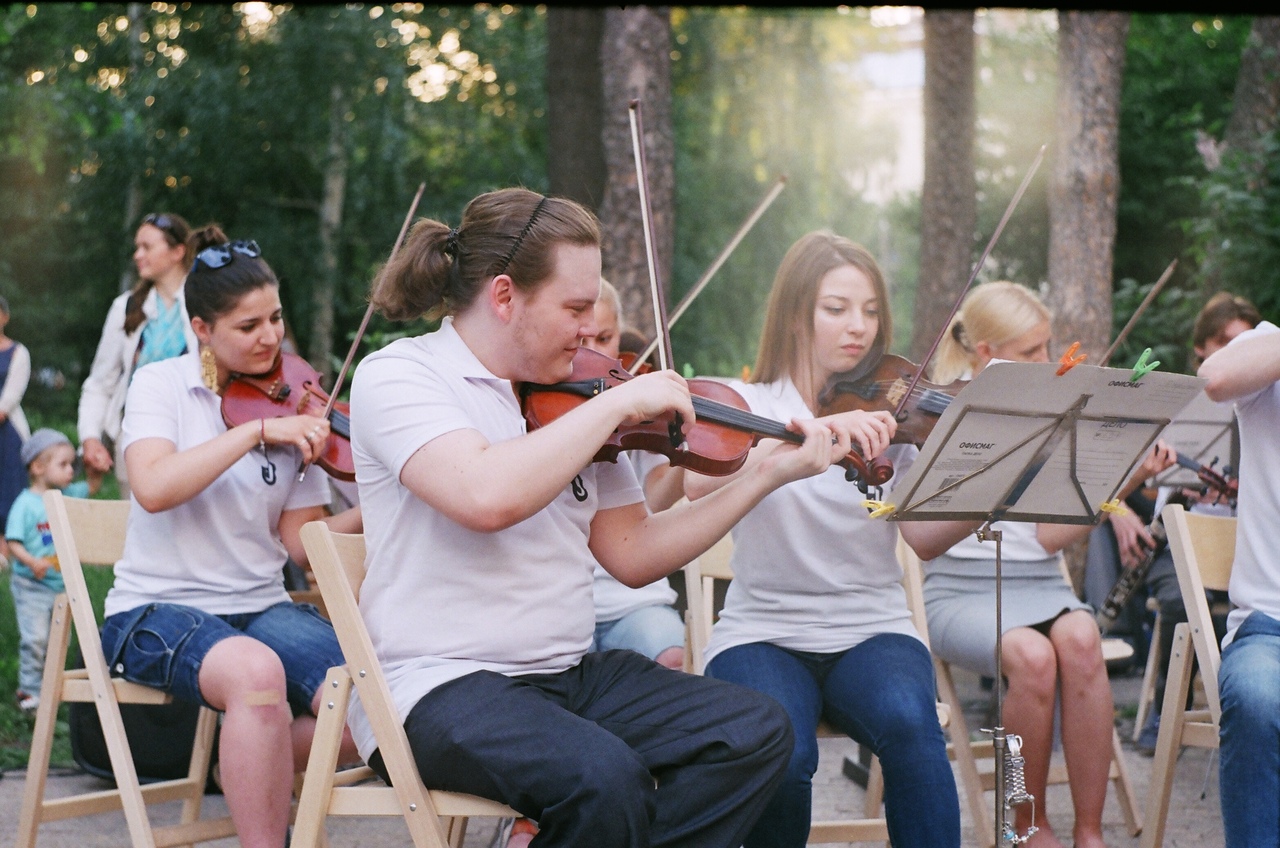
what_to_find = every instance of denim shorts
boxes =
[593,604,685,661]
[100,601,343,715]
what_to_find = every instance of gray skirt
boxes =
[923,553,1090,678]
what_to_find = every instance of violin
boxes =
[1173,451,1238,507]
[818,353,967,449]
[617,350,655,375]
[220,351,355,482]
[520,347,894,492]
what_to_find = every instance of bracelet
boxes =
[259,418,266,451]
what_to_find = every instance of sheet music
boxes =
[886,362,1206,524]
[1149,389,1237,488]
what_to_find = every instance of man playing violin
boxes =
[348,188,858,848]
[1127,292,1257,754]
[1199,299,1280,848]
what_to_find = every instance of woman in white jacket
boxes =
[78,212,198,493]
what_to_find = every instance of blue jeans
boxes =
[100,601,342,714]
[707,635,960,848]
[11,573,57,697]
[593,604,685,661]
[1219,610,1280,848]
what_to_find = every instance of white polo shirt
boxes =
[348,319,643,759]
[105,352,331,618]
[1221,321,1280,646]
[703,378,921,667]
[592,453,679,622]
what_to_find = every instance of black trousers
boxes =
[396,649,792,848]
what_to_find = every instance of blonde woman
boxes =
[924,280,1172,848]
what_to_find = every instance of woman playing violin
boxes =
[686,230,979,848]
[99,226,361,848]
[581,277,686,672]
[923,280,1172,848]
[347,187,851,848]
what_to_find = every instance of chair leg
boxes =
[1109,727,1143,836]
[863,754,885,818]
[15,596,73,848]
[1139,625,1196,848]
[293,667,352,848]
[1134,609,1163,742]
[936,662,995,848]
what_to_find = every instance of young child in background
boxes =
[6,428,101,711]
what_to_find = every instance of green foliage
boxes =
[0,3,546,419]
[1182,132,1280,321]
[974,10,1056,288]
[0,554,116,771]
[669,7,923,374]
[1112,14,1251,372]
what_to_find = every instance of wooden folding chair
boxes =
[899,543,1144,847]
[292,521,517,848]
[685,531,958,843]
[1139,504,1234,848]
[16,491,236,848]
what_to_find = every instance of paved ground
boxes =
[2,663,1225,848]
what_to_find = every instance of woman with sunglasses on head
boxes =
[79,212,200,495]
[685,231,979,848]
[97,225,361,848]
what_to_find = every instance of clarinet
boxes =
[1094,455,1236,634]
[1095,513,1169,634]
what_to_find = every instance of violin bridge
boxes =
[886,379,908,408]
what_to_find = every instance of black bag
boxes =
[67,651,220,790]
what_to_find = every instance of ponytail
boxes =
[371,188,599,322]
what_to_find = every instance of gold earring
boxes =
[200,346,220,393]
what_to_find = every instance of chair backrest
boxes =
[691,529,933,661]
[43,492,130,669]
[1161,503,1235,721]
[297,522,436,798]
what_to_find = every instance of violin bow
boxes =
[1098,258,1178,367]
[890,143,1048,421]
[628,99,674,372]
[299,181,426,481]
[634,175,787,368]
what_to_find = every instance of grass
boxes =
[0,469,121,773]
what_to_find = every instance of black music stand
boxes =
[886,360,1204,846]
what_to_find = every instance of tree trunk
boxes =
[311,81,348,381]
[598,7,673,347]
[1046,11,1129,363]
[547,8,607,212]
[1222,16,1280,157]
[1048,11,1129,589]
[119,2,146,295]
[913,10,976,362]
[1198,16,1280,296]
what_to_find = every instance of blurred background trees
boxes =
[1,5,1275,425]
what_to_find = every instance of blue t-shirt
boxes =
[5,482,90,591]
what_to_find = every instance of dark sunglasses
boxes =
[142,212,180,240]
[193,240,263,271]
